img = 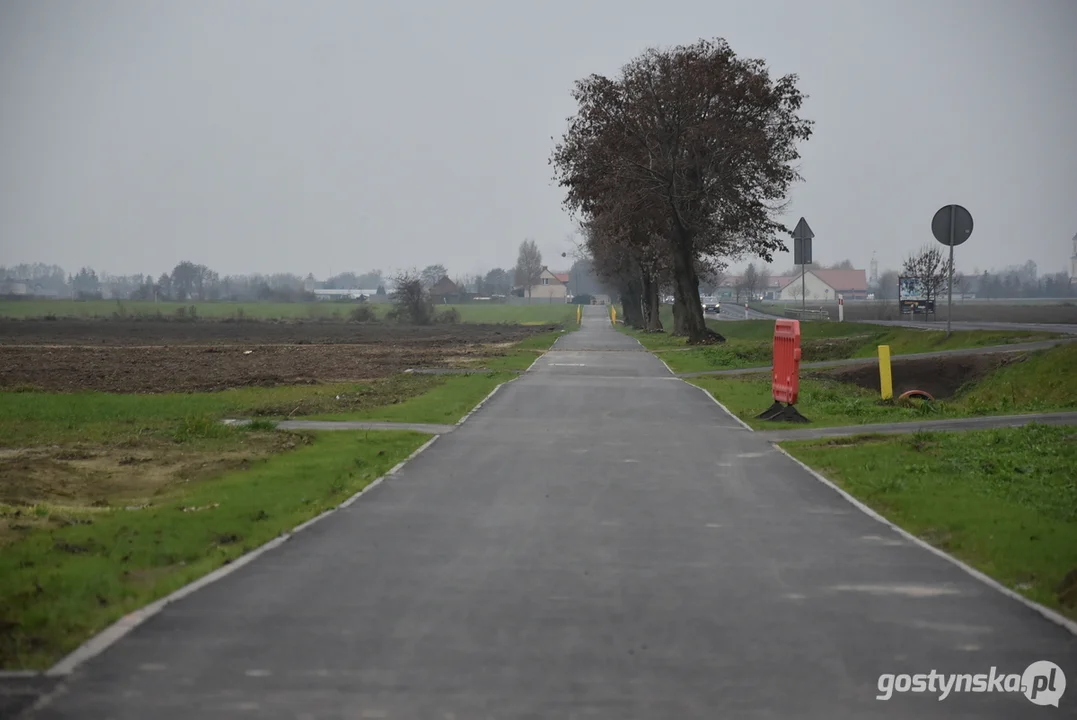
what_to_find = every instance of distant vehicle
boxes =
[700,296,721,314]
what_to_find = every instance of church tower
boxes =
[1072,232,1077,283]
[870,252,879,285]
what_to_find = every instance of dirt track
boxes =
[0,320,554,392]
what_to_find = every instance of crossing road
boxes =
[24,306,1077,719]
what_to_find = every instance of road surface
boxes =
[23,306,1077,719]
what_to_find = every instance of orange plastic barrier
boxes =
[771,319,802,405]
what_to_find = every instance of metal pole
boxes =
[801,263,806,309]
[947,205,955,336]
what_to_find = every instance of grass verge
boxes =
[690,343,1077,429]
[623,313,1058,374]
[0,429,431,669]
[782,424,1077,619]
[0,375,444,447]
[304,372,517,424]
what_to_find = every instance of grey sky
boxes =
[2,0,1075,281]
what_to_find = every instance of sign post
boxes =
[930,204,973,337]
[793,217,814,310]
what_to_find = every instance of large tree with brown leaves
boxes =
[551,38,813,342]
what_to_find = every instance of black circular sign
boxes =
[931,204,973,247]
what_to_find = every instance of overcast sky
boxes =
[2,0,1075,281]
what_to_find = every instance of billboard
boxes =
[898,276,934,314]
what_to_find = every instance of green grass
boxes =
[783,424,1077,619]
[0,375,444,447]
[0,299,578,326]
[691,343,1077,429]
[305,372,518,424]
[624,310,1057,374]
[0,429,431,669]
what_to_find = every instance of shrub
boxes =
[349,305,377,322]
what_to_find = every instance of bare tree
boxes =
[901,244,953,308]
[513,239,543,298]
[742,263,760,300]
[758,266,772,299]
[420,264,447,290]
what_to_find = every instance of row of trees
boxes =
[550,38,814,342]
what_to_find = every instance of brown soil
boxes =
[0,319,546,346]
[808,352,1027,400]
[0,320,553,393]
[0,433,304,545]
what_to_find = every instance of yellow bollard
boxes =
[611,306,617,325]
[878,345,893,400]
[577,304,581,324]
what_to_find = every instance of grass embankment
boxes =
[626,317,1058,374]
[692,342,1077,430]
[783,424,1077,619]
[0,299,579,325]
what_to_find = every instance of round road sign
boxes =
[931,204,973,247]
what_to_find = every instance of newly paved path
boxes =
[23,307,1077,719]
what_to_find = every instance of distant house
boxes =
[0,279,29,295]
[777,269,868,301]
[429,276,462,304]
[716,275,793,300]
[518,267,567,302]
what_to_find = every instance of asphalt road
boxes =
[21,306,1077,719]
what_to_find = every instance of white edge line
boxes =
[771,443,1077,637]
[40,432,454,678]
[636,335,755,432]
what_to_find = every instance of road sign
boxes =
[931,204,973,247]
[793,217,813,265]
[930,204,974,335]
[793,217,813,307]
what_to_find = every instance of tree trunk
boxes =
[670,227,708,343]
[640,268,662,332]
[671,296,688,335]
[620,280,644,329]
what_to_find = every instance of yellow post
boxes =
[878,345,893,400]
[577,304,581,324]
[611,306,617,325]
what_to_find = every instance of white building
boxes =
[521,267,568,302]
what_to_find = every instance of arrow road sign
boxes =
[793,217,813,266]
[793,217,814,240]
